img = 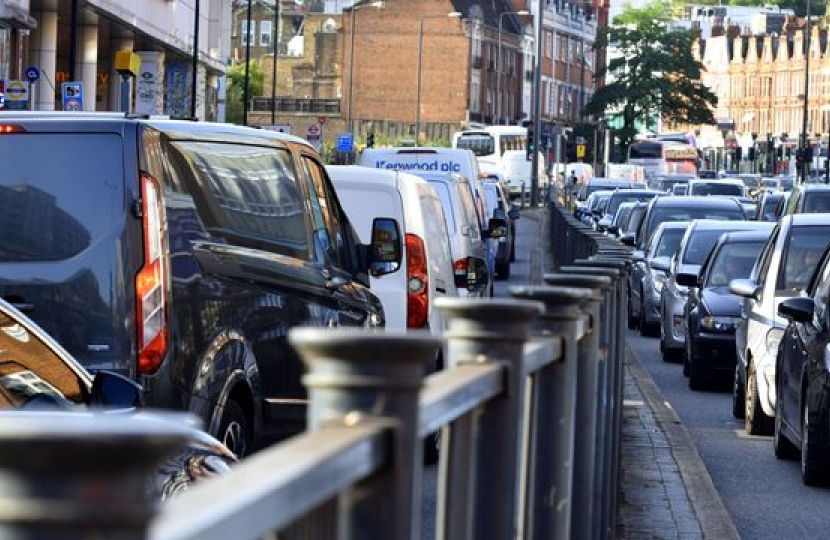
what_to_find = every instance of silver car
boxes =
[660,219,775,367]
[628,221,690,337]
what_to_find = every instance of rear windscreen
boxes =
[455,134,495,157]
[0,133,124,262]
[690,182,743,196]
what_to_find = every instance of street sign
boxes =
[306,123,321,139]
[5,80,28,109]
[25,67,39,83]
[337,133,354,152]
[318,116,326,125]
[61,81,83,111]
[577,144,586,158]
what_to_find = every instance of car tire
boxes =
[801,398,830,486]
[510,238,516,262]
[218,399,251,459]
[745,361,773,435]
[423,431,440,465]
[497,262,511,280]
[682,344,690,377]
[732,362,745,420]
[687,343,707,390]
[627,293,637,330]
[774,380,799,460]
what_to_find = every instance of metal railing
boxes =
[0,202,630,540]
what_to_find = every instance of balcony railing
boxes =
[251,97,340,113]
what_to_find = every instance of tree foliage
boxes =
[225,60,264,125]
[584,1,718,158]
[673,0,826,16]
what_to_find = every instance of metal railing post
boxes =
[551,266,618,540]
[0,411,193,540]
[434,298,543,540]
[509,285,592,540]
[288,329,442,540]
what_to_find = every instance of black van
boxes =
[0,113,400,456]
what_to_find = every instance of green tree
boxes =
[584,1,718,159]
[225,60,264,125]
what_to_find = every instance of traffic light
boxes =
[526,128,535,161]
[366,132,375,148]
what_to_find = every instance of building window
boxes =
[260,20,273,47]
[241,20,255,45]
[544,31,552,58]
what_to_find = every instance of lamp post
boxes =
[416,11,462,145]
[242,0,252,126]
[496,9,529,125]
[270,0,280,125]
[191,0,200,119]
[799,0,813,185]
[346,1,384,136]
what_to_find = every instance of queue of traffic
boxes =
[582,168,830,487]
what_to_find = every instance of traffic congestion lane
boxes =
[627,330,830,539]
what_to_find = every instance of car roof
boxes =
[788,213,830,225]
[687,218,766,231]
[719,230,774,243]
[648,195,741,208]
[654,220,691,231]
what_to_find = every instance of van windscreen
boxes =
[455,134,495,157]
[0,133,124,262]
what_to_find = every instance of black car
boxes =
[631,195,746,249]
[0,296,236,499]
[778,182,830,217]
[775,245,830,485]
[677,231,769,390]
[0,113,401,457]
[595,189,661,233]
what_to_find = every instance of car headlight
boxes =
[766,327,785,354]
[700,316,740,332]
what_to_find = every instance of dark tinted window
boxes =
[455,133,495,156]
[802,192,830,213]
[646,205,744,247]
[628,142,662,159]
[166,141,308,257]
[705,241,765,287]
[689,182,744,196]
[651,228,686,259]
[0,133,124,262]
[606,191,658,217]
[301,156,353,270]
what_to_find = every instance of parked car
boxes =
[0,296,236,500]
[632,195,746,250]
[627,221,690,337]
[481,180,520,278]
[660,220,773,365]
[730,214,830,434]
[755,191,786,221]
[595,188,661,233]
[0,113,401,457]
[677,230,771,389]
[778,182,830,217]
[500,149,545,198]
[686,178,746,197]
[774,245,830,485]
[580,190,614,228]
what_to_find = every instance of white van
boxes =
[359,147,504,295]
[328,166,473,332]
[500,149,546,198]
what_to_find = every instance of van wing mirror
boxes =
[367,217,402,277]
[508,207,520,220]
[90,370,144,409]
[485,217,508,238]
[454,256,489,293]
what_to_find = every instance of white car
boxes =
[730,214,830,435]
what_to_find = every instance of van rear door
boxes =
[0,127,135,376]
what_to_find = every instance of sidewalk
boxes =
[529,205,740,540]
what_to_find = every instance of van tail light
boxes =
[453,258,469,289]
[406,234,429,329]
[135,173,169,375]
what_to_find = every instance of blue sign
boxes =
[61,81,83,111]
[337,133,354,152]
[25,67,39,83]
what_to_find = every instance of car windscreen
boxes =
[690,182,744,196]
[802,192,830,213]
[455,134,495,157]
[606,192,658,217]
[651,228,686,259]
[0,133,124,262]
[704,241,765,287]
[682,230,734,265]
[780,225,830,292]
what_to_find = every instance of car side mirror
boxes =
[728,278,761,300]
[651,256,671,273]
[675,271,700,288]
[90,370,144,408]
[508,208,520,220]
[620,234,636,246]
[368,217,402,277]
[455,256,489,293]
[486,217,508,238]
[778,297,814,323]
[631,249,645,262]
[607,225,619,235]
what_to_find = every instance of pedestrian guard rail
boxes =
[0,201,630,540]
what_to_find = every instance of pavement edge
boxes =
[625,347,741,540]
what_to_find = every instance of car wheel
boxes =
[687,343,707,390]
[626,293,637,330]
[218,399,251,459]
[510,237,516,262]
[424,430,440,465]
[774,384,799,460]
[497,262,511,280]
[801,398,830,486]
[682,342,690,377]
[745,361,773,435]
[732,362,745,420]
[637,289,653,337]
